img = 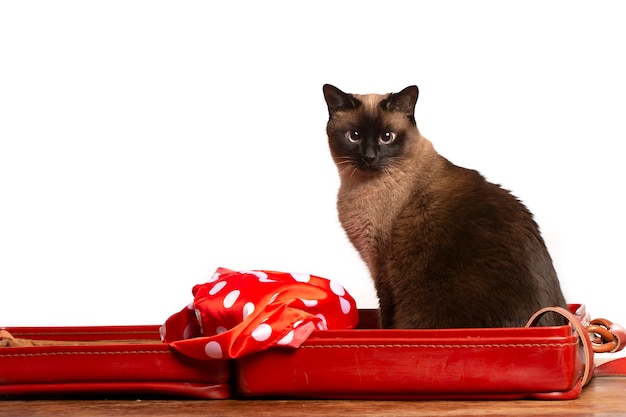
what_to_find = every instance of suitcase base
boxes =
[237,310,585,400]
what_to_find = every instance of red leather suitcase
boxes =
[0,309,594,400]
[0,325,231,399]
[236,309,587,400]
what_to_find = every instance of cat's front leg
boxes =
[373,277,396,329]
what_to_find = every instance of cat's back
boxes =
[388,160,565,328]
[396,160,545,266]
[426,161,535,229]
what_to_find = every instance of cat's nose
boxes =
[363,155,377,164]
[362,151,378,167]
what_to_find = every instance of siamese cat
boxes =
[323,84,567,328]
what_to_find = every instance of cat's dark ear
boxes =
[383,85,419,115]
[323,84,361,115]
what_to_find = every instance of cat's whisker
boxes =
[341,165,358,181]
[378,160,398,184]
[334,157,353,166]
[334,157,359,180]
[349,166,359,181]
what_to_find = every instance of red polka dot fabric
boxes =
[160,267,358,360]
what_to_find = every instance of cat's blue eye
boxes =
[345,130,361,143]
[379,132,396,145]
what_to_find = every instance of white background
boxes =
[1,0,624,350]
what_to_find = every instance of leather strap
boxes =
[594,357,626,377]
[526,306,595,387]
[586,318,625,353]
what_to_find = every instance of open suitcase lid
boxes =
[0,325,232,399]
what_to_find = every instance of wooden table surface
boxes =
[2,377,626,416]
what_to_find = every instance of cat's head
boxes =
[323,84,420,175]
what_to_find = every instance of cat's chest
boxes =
[337,176,411,267]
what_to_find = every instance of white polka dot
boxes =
[209,281,227,295]
[242,270,276,282]
[330,281,346,296]
[291,273,311,282]
[242,302,255,319]
[204,341,223,359]
[269,293,280,303]
[216,326,228,335]
[277,330,294,345]
[208,272,221,283]
[159,324,166,341]
[223,290,240,309]
[251,323,273,342]
[293,320,304,328]
[299,298,318,307]
[183,323,197,339]
[340,297,351,314]
[315,314,328,330]
[186,302,195,310]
